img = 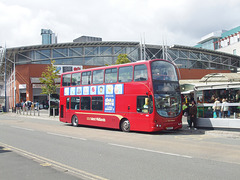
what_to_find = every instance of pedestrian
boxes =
[183,103,190,127]
[189,100,197,130]
[221,99,229,118]
[213,98,221,118]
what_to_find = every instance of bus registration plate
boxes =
[166,127,173,130]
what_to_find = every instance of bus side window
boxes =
[134,64,148,81]
[92,96,103,111]
[81,97,90,110]
[82,71,91,85]
[93,70,104,84]
[71,73,81,86]
[105,68,117,83]
[137,96,149,113]
[137,96,153,114]
[71,97,80,110]
[66,98,70,110]
[119,66,133,82]
[62,74,71,86]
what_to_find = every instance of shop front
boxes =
[195,83,240,129]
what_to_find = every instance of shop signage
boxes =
[19,84,26,89]
[54,65,83,75]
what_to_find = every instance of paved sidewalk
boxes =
[180,116,240,138]
[0,145,82,180]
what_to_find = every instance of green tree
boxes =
[115,54,131,64]
[39,60,60,114]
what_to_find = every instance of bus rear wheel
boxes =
[121,119,130,132]
[72,115,79,127]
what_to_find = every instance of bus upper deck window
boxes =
[119,66,133,82]
[134,64,148,81]
[71,73,81,86]
[82,71,91,85]
[62,74,71,86]
[105,68,117,84]
[93,70,104,84]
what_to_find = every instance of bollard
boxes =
[234,112,236,119]
[38,106,40,116]
[53,108,55,117]
[34,108,35,116]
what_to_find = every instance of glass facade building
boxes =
[1,41,240,110]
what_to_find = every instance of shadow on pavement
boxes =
[0,146,12,153]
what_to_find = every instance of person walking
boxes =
[189,100,198,130]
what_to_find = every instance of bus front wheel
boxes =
[121,119,130,132]
[72,115,79,127]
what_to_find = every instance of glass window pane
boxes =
[92,96,103,111]
[71,97,80,110]
[82,71,91,85]
[62,74,71,86]
[151,61,178,81]
[119,66,133,82]
[72,73,81,86]
[66,98,70,109]
[93,70,104,84]
[81,97,90,110]
[134,64,148,81]
[100,46,112,55]
[105,68,118,83]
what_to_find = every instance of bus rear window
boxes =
[62,74,71,86]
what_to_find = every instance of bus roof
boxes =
[61,59,173,75]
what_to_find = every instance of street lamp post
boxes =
[4,44,7,112]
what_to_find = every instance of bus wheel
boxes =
[121,119,130,132]
[72,115,79,127]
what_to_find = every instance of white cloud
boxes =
[1,0,240,48]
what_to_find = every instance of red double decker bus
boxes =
[59,59,182,132]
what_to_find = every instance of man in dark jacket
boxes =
[189,100,197,130]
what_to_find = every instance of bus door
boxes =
[65,97,71,122]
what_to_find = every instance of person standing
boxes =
[213,98,221,118]
[221,99,229,118]
[189,100,198,130]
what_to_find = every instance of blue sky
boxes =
[1,0,240,48]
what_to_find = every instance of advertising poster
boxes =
[76,87,82,95]
[106,85,114,94]
[114,84,124,94]
[70,87,76,95]
[104,94,115,113]
[64,87,70,96]
[90,86,97,95]
[83,86,90,95]
[98,85,105,95]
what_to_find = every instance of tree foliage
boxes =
[115,54,131,64]
[39,60,60,95]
